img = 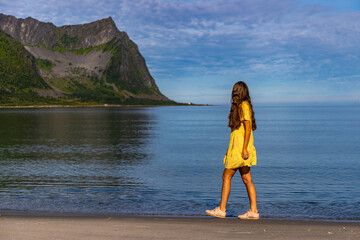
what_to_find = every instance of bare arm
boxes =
[242,120,251,159]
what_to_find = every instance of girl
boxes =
[206,81,259,219]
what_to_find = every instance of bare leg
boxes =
[219,168,237,212]
[240,166,258,213]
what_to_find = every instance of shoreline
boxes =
[0,103,211,109]
[1,209,359,223]
[1,214,359,240]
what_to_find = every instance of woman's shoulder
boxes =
[240,100,250,108]
[240,100,252,114]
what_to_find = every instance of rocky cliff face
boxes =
[0,13,170,105]
[0,14,120,50]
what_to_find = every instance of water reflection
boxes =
[0,108,154,163]
[0,108,155,212]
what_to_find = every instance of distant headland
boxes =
[0,13,178,106]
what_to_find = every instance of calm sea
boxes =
[0,105,359,221]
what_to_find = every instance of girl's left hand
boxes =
[242,149,249,159]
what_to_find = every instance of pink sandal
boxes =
[205,207,226,218]
[237,210,259,219]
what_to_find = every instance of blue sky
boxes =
[1,0,360,104]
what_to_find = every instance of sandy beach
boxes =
[0,214,359,240]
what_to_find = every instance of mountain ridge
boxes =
[0,14,120,51]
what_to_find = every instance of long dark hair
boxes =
[228,81,257,130]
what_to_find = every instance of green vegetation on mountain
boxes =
[0,30,58,105]
[0,31,49,89]
[35,41,104,55]
[103,39,138,92]
[102,38,159,95]
[36,58,55,72]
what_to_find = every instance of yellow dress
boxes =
[223,101,257,169]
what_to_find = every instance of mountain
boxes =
[0,13,173,105]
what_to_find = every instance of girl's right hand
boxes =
[242,149,249,159]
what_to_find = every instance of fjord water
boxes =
[0,105,359,221]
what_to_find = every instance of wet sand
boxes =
[0,215,359,240]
